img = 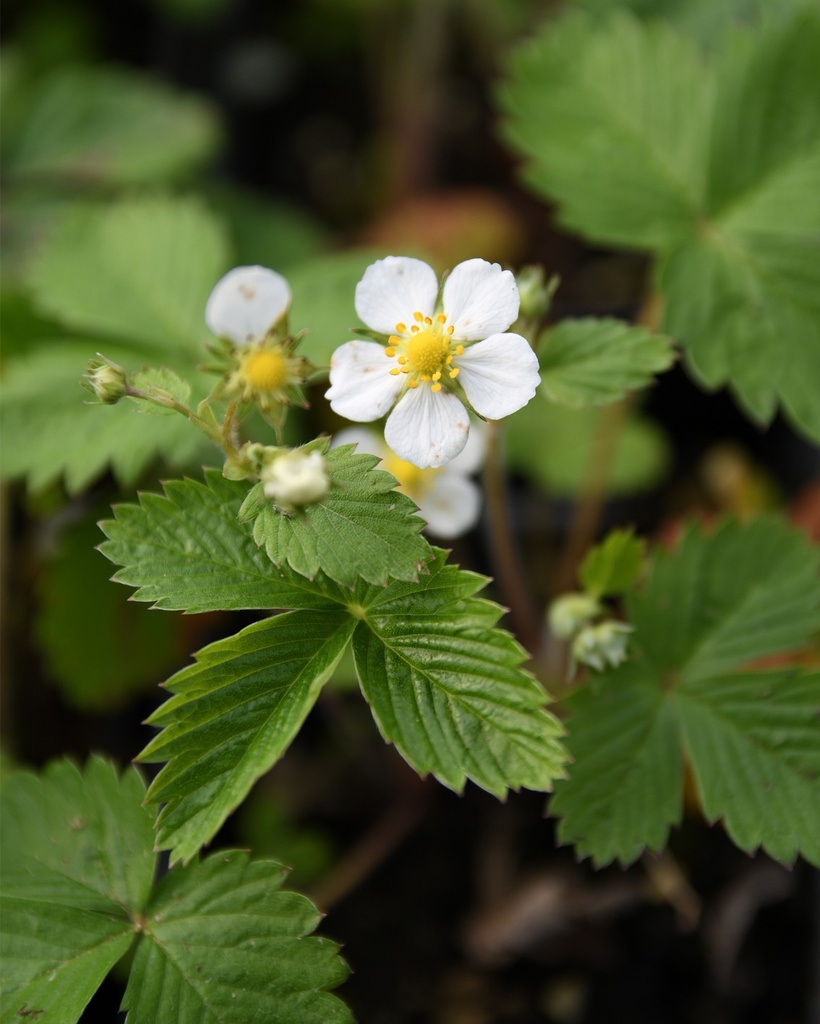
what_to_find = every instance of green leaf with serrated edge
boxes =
[99,470,349,614]
[352,556,567,796]
[499,12,711,250]
[123,851,351,1024]
[579,528,646,598]
[504,397,670,497]
[4,66,219,186]
[130,366,192,415]
[676,669,820,866]
[0,342,212,493]
[551,662,683,866]
[538,318,675,408]
[37,516,182,712]
[0,758,155,1023]
[26,196,229,352]
[552,518,820,866]
[250,440,431,587]
[141,610,355,863]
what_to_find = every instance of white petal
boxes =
[326,341,404,421]
[205,265,291,344]
[457,333,540,419]
[446,418,487,476]
[330,426,385,458]
[418,474,482,538]
[384,386,470,469]
[442,258,519,342]
[354,256,439,335]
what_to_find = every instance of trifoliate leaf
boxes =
[579,528,646,598]
[0,757,352,1024]
[499,12,710,249]
[3,66,220,186]
[505,397,670,496]
[26,195,229,351]
[100,471,347,613]
[249,441,431,587]
[552,518,820,866]
[538,318,675,407]
[36,515,183,711]
[0,342,211,492]
[0,758,154,1023]
[123,851,352,1024]
[353,555,567,797]
[140,610,355,863]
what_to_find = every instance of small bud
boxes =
[261,450,330,512]
[515,266,558,321]
[82,355,128,404]
[548,592,602,641]
[572,620,633,673]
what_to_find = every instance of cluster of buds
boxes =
[548,591,633,676]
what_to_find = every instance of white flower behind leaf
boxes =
[205,265,292,344]
[326,256,540,469]
[333,425,486,538]
[261,450,330,513]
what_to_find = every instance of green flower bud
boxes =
[548,592,602,641]
[515,265,558,321]
[572,620,633,673]
[82,355,128,405]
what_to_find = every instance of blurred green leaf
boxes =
[36,516,183,712]
[579,528,646,598]
[552,519,820,866]
[505,398,670,496]
[4,66,220,186]
[538,317,675,407]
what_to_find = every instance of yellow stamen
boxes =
[413,311,424,322]
[431,382,442,392]
[436,313,447,324]
[447,325,454,335]
[432,371,441,381]
[455,344,464,355]
[411,325,420,333]
[389,335,401,345]
[398,356,407,364]
[449,367,460,379]
[424,316,432,325]
[389,367,401,375]
[385,347,396,357]
[241,348,289,391]
[395,322,407,333]
[408,379,419,388]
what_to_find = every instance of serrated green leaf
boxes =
[130,366,192,414]
[99,470,351,613]
[538,318,675,408]
[579,528,646,598]
[141,610,355,863]
[36,515,182,711]
[4,66,220,186]
[0,757,155,1023]
[499,12,711,249]
[353,562,567,797]
[552,518,820,866]
[251,441,431,587]
[26,196,229,351]
[552,663,683,866]
[0,342,212,492]
[123,851,351,1024]
[504,397,670,497]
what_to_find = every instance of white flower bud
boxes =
[548,592,602,641]
[261,450,330,512]
[572,620,633,673]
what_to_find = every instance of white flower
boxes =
[548,592,602,641]
[333,425,486,538]
[325,256,540,469]
[572,620,633,673]
[205,265,292,345]
[261,450,330,512]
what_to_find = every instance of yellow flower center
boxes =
[385,311,464,393]
[241,348,289,391]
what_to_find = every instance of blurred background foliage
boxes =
[1,1,818,1021]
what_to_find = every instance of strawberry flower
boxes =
[325,256,540,468]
